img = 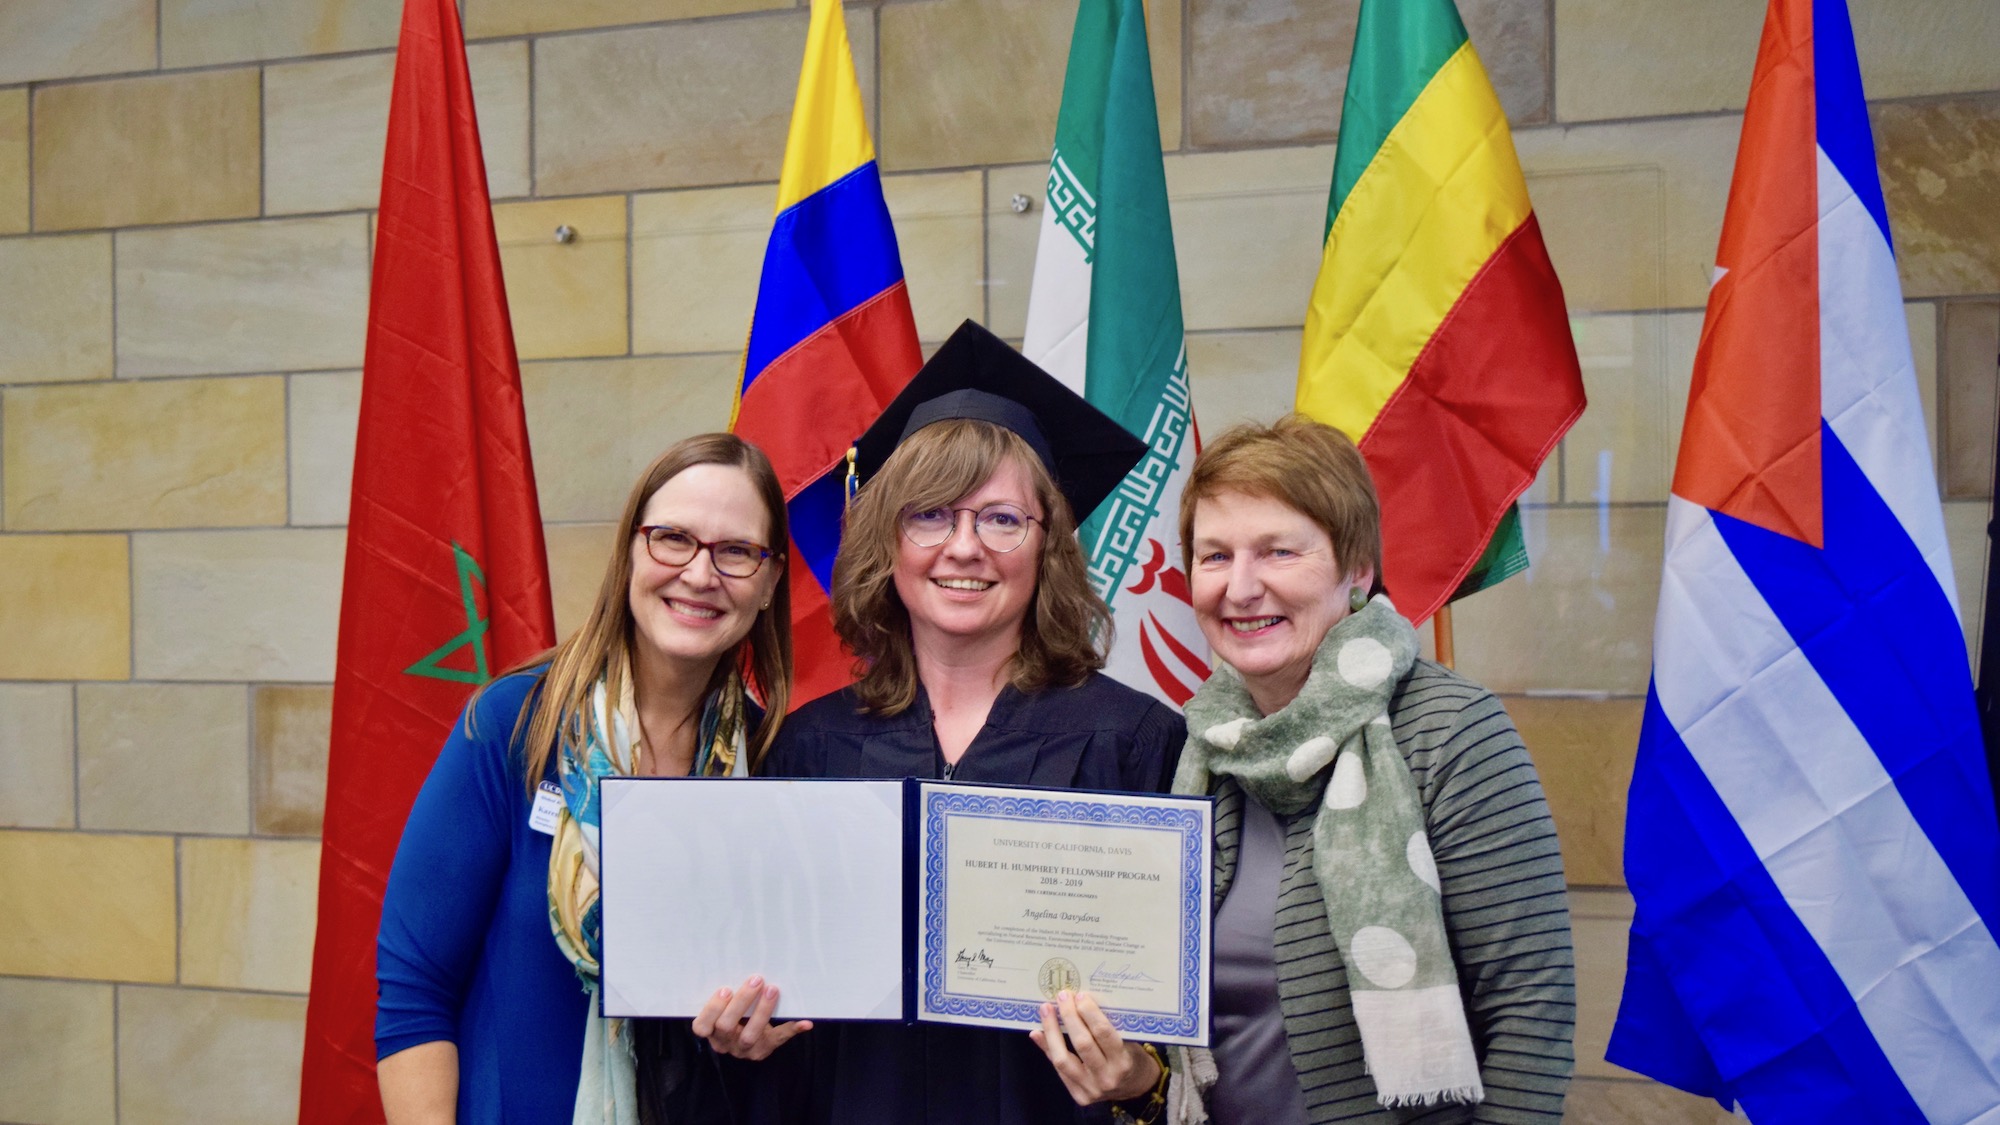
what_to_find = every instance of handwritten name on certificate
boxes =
[916,783,1213,1046]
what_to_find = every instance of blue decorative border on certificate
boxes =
[920,789,1206,1040]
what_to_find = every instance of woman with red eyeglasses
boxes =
[374,432,793,1125]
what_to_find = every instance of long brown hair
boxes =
[501,433,794,788]
[833,419,1108,715]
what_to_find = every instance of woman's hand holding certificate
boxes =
[597,778,1212,1047]
[1029,991,1164,1106]
[691,975,811,1061]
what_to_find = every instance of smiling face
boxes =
[627,462,781,681]
[891,457,1044,660]
[1190,489,1373,714]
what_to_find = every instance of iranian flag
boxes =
[1024,0,1208,708]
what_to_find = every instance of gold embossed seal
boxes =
[1037,957,1081,999]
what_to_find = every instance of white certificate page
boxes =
[915,783,1212,1046]
[599,778,906,1021]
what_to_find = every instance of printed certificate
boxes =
[916,783,1212,1045]
[598,777,1211,1046]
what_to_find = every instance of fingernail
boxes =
[717,989,731,999]
[748,975,764,988]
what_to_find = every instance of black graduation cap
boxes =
[850,320,1148,522]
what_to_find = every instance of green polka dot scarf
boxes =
[1176,595,1483,1108]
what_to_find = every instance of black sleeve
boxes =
[757,713,806,778]
[712,1034,820,1125]
[1124,699,1188,794]
[633,1020,738,1125]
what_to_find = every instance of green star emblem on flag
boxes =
[404,542,492,685]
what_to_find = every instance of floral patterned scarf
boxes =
[547,655,749,1125]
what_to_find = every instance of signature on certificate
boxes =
[1088,961,1162,988]
[954,948,996,970]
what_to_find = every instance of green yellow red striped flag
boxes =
[1297,0,1584,625]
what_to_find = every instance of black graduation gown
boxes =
[735,673,1186,1125]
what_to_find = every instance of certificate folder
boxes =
[600,777,1213,1046]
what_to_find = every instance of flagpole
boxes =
[1975,362,2000,807]
[1433,604,1456,669]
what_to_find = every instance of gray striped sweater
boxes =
[1204,659,1575,1123]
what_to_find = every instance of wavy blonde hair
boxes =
[833,419,1109,715]
[496,433,794,788]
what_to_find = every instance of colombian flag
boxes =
[1296,0,1584,626]
[732,0,922,705]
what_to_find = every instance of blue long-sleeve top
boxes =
[376,668,591,1122]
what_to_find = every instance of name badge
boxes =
[529,781,563,835]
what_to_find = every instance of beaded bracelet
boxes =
[1111,1043,1169,1125]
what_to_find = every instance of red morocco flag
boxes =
[1296,0,1584,625]
[298,0,556,1119]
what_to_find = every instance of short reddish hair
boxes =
[1178,414,1382,585]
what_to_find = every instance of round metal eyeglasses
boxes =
[636,525,773,577]
[900,503,1043,553]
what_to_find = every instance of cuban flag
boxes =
[1607,1,2000,1121]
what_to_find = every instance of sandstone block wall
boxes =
[1,1,1996,1119]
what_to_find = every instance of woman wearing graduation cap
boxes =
[699,321,1186,1125]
